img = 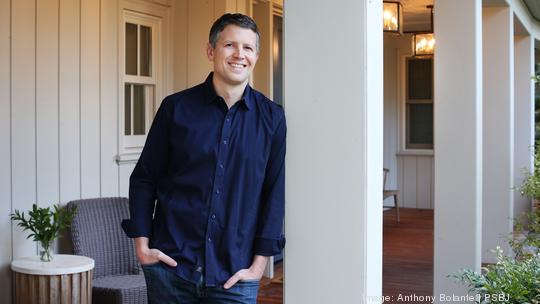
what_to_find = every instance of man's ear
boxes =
[206,43,214,61]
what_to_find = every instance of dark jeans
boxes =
[141,263,260,304]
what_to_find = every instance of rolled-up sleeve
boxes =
[253,113,286,256]
[121,98,172,238]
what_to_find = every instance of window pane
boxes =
[133,85,146,135]
[407,103,433,148]
[408,58,432,100]
[140,26,152,76]
[125,23,138,75]
[124,84,131,135]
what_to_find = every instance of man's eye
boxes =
[225,43,232,47]
[244,46,253,51]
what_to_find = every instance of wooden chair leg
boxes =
[394,194,400,222]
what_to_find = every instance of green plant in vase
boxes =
[10,204,76,262]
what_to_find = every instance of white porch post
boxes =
[284,0,383,303]
[434,0,483,299]
[513,34,535,218]
[482,6,514,263]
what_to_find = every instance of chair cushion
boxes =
[93,274,147,304]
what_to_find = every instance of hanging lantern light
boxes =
[413,33,435,56]
[383,1,403,35]
[412,5,435,56]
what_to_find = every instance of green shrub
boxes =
[453,247,540,304]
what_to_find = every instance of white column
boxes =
[482,6,514,263]
[434,0,483,299]
[514,34,534,219]
[284,0,383,303]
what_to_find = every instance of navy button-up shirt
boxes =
[122,73,286,286]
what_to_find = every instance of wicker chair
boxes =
[68,197,147,304]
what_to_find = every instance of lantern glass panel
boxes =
[383,2,401,33]
[414,33,435,56]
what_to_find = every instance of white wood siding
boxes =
[101,0,120,197]
[80,0,101,198]
[1,0,174,300]
[12,0,38,261]
[59,0,82,205]
[396,155,434,209]
[0,0,12,302]
[1,1,255,300]
[384,34,434,210]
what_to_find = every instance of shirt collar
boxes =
[203,72,253,110]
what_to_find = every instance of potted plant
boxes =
[10,204,76,262]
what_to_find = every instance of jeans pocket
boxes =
[141,261,161,268]
[237,278,261,285]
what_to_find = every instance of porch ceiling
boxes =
[400,0,433,32]
[522,0,540,23]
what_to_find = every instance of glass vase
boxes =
[39,240,54,262]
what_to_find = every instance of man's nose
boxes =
[233,46,245,58]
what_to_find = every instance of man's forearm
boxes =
[135,237,150,250]
[250,255,269,274]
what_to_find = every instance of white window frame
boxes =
[117,0,171,163]
[397,51,434,156]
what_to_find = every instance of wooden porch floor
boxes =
[257,208,434,303]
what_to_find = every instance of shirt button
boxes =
[219,164,224,169]
[211,214,216,219]
[223,139,228,145]
[215,189,220,194]
[226,118,230,123]
[208,237,212,242]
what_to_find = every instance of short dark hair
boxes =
[209,13,260,52]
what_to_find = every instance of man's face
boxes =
[207,25,259,87]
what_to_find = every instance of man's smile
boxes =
[228,62,247,70]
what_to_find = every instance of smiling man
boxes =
[121,13,286,303]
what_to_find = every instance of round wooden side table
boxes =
[11,254,95,304]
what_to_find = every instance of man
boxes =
[122,13,286,303]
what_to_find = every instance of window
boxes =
[120,10,161,156]
[405,57,433,150]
